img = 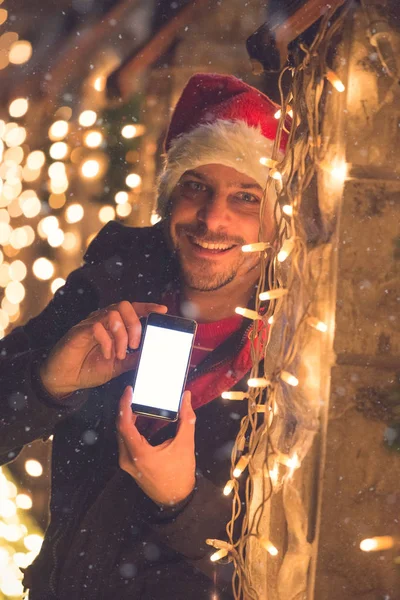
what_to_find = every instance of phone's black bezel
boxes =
[130,312,197,422]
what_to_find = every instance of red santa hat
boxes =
[157,73,288,216]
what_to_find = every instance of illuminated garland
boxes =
[207,4,352,598]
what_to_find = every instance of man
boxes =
[0,73,287,599]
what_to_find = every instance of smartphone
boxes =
[130,312,197,421]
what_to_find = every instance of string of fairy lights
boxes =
[203,3,398,598]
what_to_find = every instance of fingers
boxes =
[175,391,196,445]
[116,386,146,455]
[92,321,113,360]
[132,303,168,318]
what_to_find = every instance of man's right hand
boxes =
[39,302,168,399]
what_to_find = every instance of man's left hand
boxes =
[117,387,196,506]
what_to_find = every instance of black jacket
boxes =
[0,221,251,600]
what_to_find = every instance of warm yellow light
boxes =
[221,391,247,400]
[0,262,10,287]
[19,190,41,218]
[33,257,54,280]
[84,130,103,148]
[116,203,132,218]
[25,459,43,477]
[49,193,66,209]
[48,161,66,180]
[79,110,97,127]
[150,212,162,225]
[280,371,298,387]
[330,162,347,182]
[248,377,269,388]
[98,205,115,223]
[259,289,288,301]
[0,8,8,26]
[38,215,59,238]
[93,75,106,91]
[282,204,293,216]
[126,173,142,189]
[9,260,27,282]
[50,179,69,194]
[47,228,64,248]
[0,498,15,518]
[4,126,26,147]
[4,146,24,165]
[2,523,24,542]
[268,462,279,484]
[307,317,328,332]
[27,150,45,169]
[49,141,68,160]
[274,109,281,119]
[9,40,32,65]
[62,232,79,251]
[223,479,235,496]
[235,307,260,320]
[259,537,278,556]
[0,222,11,245]
[278,453,300,471]
[270,169,282,181]
[360,536,394,552]
[115,191,129,204]
[259,156,277,168]
[325,69,345,92]
[242,242,270,253]
[16,493,32,510]
[5,281,25,304]
[210,548,228,562]
[267,315,274,325]
[49,120,69,141]
[65,203,84,224]
[51,278,65,294]
[9,97,28,118]
[81,158,100,179]
[277,238,295,262]
[121,124,145,138]
[2,297,20,316]
[0,309,9,330]
[24,534,43,553]
[233,454,250,478]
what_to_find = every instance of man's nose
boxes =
[196,191,230,230]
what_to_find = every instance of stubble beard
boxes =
[179,255,241,292]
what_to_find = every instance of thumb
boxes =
[175,391,196,442]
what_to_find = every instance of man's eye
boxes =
[235,192,261,204]
[182,181,207,192]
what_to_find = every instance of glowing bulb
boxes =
[5,281,25,304]
[115,191,128,204]
[325,70,345,92]
[98,206,115,223]
[27,150,45,170]
[121,124,145,138]
[270,170,282,181]
[150,211,162,225]
[65,203,84,224]
[84,130,103,148]
[32,258,54,281]
[47,228,64,247]
[9,98,28,118]
[19,191,41,218]
[221,391,247,400]
[330,162,347,182]
[248,377,269,388]
[9,40,32,65]
[283,206,293,218]
[267,315,274,325]
[126,173,141,189]
[280,371,298,387]
[81,159,100,178]
[16,493,32,509]
[24,534,43,553]
[9,260,27,282]
[62,232,79,251]
[48,120,69,141]
[5,126,26,147]
[116,203,132,218]
[274,109,281,119]
[94,76,106,91]
[233,454,250,478]
[307,317,328,332]
[277,238,295,262]
[223,479,235,496]
[25,459,43,477]
[259,157,277,168]
[259,537,278,556]
[269,463,279,484]
[0,498,16,518]
[242,242,270,252]
[38,215,59,237]
[235,307,260,320]
[51,278,65,294]
[259,289,288,301]
[360,537,394,552]
[210,548,228,562]
[49,141,68,160]
[79,110,97,127]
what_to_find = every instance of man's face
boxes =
[169,164,274,292]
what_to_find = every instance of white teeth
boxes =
[192,238,234,251]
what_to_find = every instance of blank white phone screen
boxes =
[131,325,194,412]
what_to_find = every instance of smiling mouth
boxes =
[187,235,237,255]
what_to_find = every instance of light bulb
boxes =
[360,536,394,552]
[259,289,288,301]
[282,204,293,216]
[223,479,235,496]
[210,548,228,562]
[247,377,269,388]
[325,70,345,92]
[277,238,295,262]
[280,371,298,387]
[235,307,260,320]
[307,317,328,332]
[242,242,270,252]
[221,391,247,400]
[259,537,278,556]
[259,157,277,168]
[233,454,250,478]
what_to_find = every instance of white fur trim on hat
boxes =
[157,119,275,217]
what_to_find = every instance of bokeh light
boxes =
[65,203,84,223]
[8,98,28,118]
[9,40,32,65]
[98,206,115,223]
[32,257,54,280]
[79,110,97,127]
[126,173,141,189]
